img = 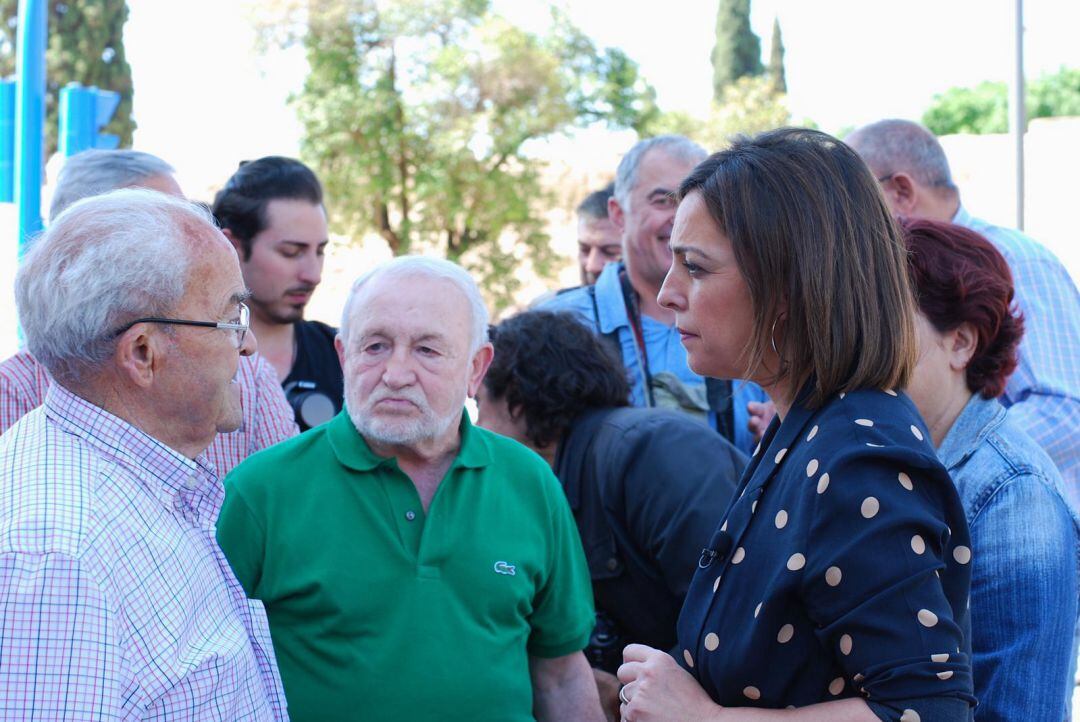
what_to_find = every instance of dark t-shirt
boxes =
[282,320,344,431]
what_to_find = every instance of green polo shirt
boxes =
[217,410,594,722]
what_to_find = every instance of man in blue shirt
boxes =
[848,119,1080,509]
[540,135,767,455]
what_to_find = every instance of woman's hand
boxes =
[616,644,723,722]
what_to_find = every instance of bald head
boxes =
[846,120,956,192]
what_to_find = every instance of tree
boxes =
[923,67,1080,136]
[767,17,785,94]
[710,0,762,102]
[0,0,135,156]
[267,0,657,309]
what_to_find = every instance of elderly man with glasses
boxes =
[0,148,298,479]
[0,189,287,719]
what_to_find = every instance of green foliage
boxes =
[923,67,1080,136]
[768,18,785,94]
[285,0,657,309]
[645,75,791,151]
[0,0,135,156]
[1029,66,1080,119]
[923,81,1008,135]
[710,0,762,102]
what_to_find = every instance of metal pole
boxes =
[14,0,47,250]
[1010,0,1025,230]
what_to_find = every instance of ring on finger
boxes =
[618,685,630,705]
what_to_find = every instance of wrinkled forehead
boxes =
[348,273,473,340]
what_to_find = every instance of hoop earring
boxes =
[770,314,789,372]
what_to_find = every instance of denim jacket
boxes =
[938,393,1080,721]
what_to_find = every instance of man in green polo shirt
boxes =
[217,256,603,722]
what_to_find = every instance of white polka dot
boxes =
[683,649,694,668]
[743,686,761,700]
[825,566,842,586]
[774,510,789,529]
[840,634,853,655]
[910,534,926,554]
[751,500,758,514]
[754,602,763,618]
[839,392,846,399]
[853,673,864,683]
[936,671,954,681]
[774,448,787,464]
[786,553,806,571]
[806,425,819,441]
[828,677,844,695]
[953,545,972,564]
[806,459,819,477]
[898,472,914,491]
[860,496,880,518]
[901,710,921,722]
[777,624,794,643]
[704,632,720,651]
[816,473,830,494]
[731,547,746,564]
[713,575,722,592]
[911,425,924,441]
[884,389,898,396]
[720,519,728,532]
[866,442,884,447]
[753,442,761,456]
[854,418,874,427]
[918,609,939,628]
[931,653,950,663]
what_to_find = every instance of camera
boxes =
[283,380,337,431]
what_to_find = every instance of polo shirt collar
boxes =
[327,408,492,473]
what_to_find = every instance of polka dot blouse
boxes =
[676,386,977,721]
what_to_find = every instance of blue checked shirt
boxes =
[954,206,1080,508]
[0,383,287,720]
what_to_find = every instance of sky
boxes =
[119,0,1080,195]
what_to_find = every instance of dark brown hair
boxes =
[902,217,1023,398]
[678,127,917,407]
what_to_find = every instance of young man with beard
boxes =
[216,257,603,722]
[213,156,343,431]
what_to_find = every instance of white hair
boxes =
[845,119,957,192]
[49,149,175,221]
[16,188,215,384]
[339,256,490,353]
[614,135,707,213]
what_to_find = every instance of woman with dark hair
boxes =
[902,217,1078,722]
[477,310,745,719]
[616,128,975,721]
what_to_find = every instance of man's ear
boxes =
[335,334,346,369]
[221,228,245,260]
[113,327,159,388]
[884,172,920,216]
[467,343,495,399]
[607,195,626,234]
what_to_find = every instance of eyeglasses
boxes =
[876,172,897,184]
[112,303,251,348]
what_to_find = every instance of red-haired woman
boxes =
[903,217,1079,722]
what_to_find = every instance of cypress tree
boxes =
[710,0,763,102]
[768,17,786,94]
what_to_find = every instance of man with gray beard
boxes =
[216,257,603,722]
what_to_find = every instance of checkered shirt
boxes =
[0,383,288,720]
[954,207,1080,506]
[0,350,298,478]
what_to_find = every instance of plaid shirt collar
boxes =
[43,382,221,525]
